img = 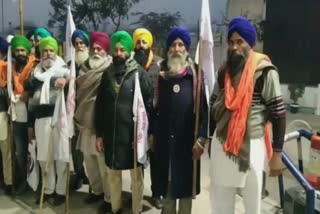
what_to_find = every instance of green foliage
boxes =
[288,84,305,104]
[48,0,140,40]
[132,11,182,48]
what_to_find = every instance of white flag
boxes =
[65,5,76,138]
[6,46,19,121]
[133,72,149,165]
[196,0,216,104]
[6,46,13,99]
[65,5,76,63]
[52,90,70,162]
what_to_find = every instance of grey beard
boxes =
[75,49,89,65]
[41,58,55,70]
[167,52,189,74]
[89,56,106,70]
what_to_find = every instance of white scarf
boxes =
[33,56,70,104]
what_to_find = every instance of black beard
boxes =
[15,55,28,67]
[113,56,127,66]
[227,52,246,76]
[35,47,40,59]
[113,56,128,84]
[134,48,150,67]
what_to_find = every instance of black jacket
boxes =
[95,57,153,170]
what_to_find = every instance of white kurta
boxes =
[210,134,267,187]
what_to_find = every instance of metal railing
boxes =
[278,129,316,214]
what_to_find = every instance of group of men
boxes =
[0,16,285,214]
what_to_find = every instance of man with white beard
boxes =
[71,29,90,75]
[74,32,112,213]
[69,29,90,191]
[150,27,208,214]
[24,37,70,206]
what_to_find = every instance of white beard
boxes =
[167,52,189,73]
[75,49,89,65]
[41,58,56,70]
[89,55,106,70]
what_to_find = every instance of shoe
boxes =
[35,193,54,204]
[98,201,112,214]
[261,189,269,199]
[52,194,66,206]
[152,196,163,209]
[70,174,84,191]
[84,193,104,204]
[82,176,89,185]
[4,185,12,196]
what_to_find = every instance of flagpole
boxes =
[192,38,203,198]
[19,0,24,35]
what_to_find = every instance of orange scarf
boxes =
[0,60,7,88]
[11,55,36,94]
[224,50,273,160]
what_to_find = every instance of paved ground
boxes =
[0,112,319,214]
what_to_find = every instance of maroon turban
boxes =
[90,32,110,52]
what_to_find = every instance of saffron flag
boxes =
[133,72,149,165]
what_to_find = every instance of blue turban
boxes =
[228,16,256,47]
[166,27,191,50]
[0,36,8,54]
[72,29,90,47]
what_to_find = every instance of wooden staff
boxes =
[133,117,138,189]
[9,99,15,197]
[192,38,203,198]
[65,162,70,214]
[39,127,54,213]
[19,0,24,35]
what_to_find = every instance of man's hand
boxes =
[20,91,29,103]
[192,139,204,160]
[148,134,155,152]
[269,152,284,176]
[55,78,67,89]
[96,137,104,153]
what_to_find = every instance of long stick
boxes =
[133,119,138,188]
[9,102,15,198]
[192,38,203,198]
[39,127,54,213]
[19,0,24,35]
[65,162,70,214]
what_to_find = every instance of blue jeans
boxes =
[13,122,28,189]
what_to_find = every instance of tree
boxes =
[48,0,140,41]
[132,11,182,48]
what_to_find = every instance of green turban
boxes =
[34,28,52,41]
[39,37,58,54]
[111,31,133,54]
[11,35,32,53]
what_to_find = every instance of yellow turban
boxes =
[133,28,153,49]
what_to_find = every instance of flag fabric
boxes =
[6,46,19,121]
[195,0,215,104]
[52,90,70,162]
[65,5,76,138]
[133,72,149,165]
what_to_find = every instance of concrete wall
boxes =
[281,84,320,109]
[217,0,319,111]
